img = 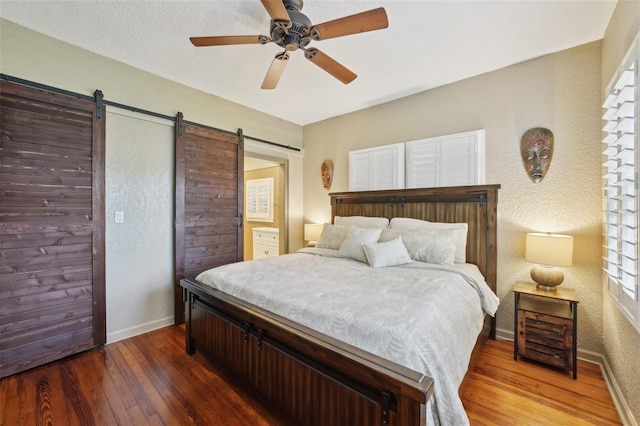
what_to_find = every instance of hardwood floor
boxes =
[462,339,622,425]
[0,325,622,425]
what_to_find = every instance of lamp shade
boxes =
[525,233,573,267]
[304,223,324,242]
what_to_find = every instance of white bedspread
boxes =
[196,248,499,426]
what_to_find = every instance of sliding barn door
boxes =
[174,118,243,323]
[0,81,105,378]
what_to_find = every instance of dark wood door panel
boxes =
[0,299,93,335]
[0,80,105,378]
[174,120,243,323]
[0,326,95,378]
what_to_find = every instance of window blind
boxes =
[602,59,638,301]
[405,130,483,188]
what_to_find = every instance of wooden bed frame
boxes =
[181,184,499,425]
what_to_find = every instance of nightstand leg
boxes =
[572,301,578,379]
[514,292,520,361]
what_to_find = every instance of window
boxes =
[406,130,484,188]
[246,177,274,222]
[348,130,484,192]
[349,143,405,191]
[602,32,640,331]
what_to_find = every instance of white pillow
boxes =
[337,226,383,263]
[363,237,412,268]
[316,224,348,250]
[334,215,389,229]
[389,217,468,263]
[378,228,409,242]
[400,228,458,266]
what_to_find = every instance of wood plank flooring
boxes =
[462,339,622,425]
[0,325,622,425]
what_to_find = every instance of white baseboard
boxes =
[496,327,514,341]
[495,328,636,426]
[596,351,638,426]
[106,316,175,344]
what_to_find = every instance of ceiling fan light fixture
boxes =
[284,33,300,51]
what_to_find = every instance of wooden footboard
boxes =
[181,278,434,426]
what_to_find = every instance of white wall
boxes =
[105,110,175,342]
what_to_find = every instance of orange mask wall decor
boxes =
[321,159,333,191]
[521,127,554,183]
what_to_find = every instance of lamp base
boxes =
[530,265,564,291]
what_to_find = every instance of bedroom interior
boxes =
[0,1,639,425]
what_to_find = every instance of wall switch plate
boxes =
[115,211,124,223]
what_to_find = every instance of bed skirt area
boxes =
[182,277,435,426]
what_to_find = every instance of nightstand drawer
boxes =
[517,310,573,368]
[521,311,570,341]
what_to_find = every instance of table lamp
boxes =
[304,223,323,247]
[525,232,574,291]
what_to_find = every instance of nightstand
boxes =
[513,281,579,379]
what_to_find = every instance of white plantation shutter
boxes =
[348,143,405,191]
[440,134,477,186]
[350,131,484,191]
[406,130,483,188]
[603,32,640,331]
[406,139,438,187]
[372,147,402,190]
[349,151,373,191]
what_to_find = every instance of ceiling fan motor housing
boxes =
[271,0,312,51]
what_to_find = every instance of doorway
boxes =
[244,155,287,260]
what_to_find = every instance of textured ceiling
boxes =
[0,0,617,125]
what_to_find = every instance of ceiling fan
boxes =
[190,0,388,89]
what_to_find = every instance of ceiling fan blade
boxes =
[311,7,388,41]
[304,48,356,85]
[190,35,264,47]
[260,0,291,24]
[262,52,290,89]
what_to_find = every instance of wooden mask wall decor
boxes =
[521,127,554,183]
[321,159,333,191]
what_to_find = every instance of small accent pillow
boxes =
[334,215,389,229]
[363,237,412,268]
[389,217,467,263]
[316,224,348,250]
[337,226,382,263]
[400,228,458,266]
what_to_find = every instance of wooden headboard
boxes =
[330,185,500,293]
